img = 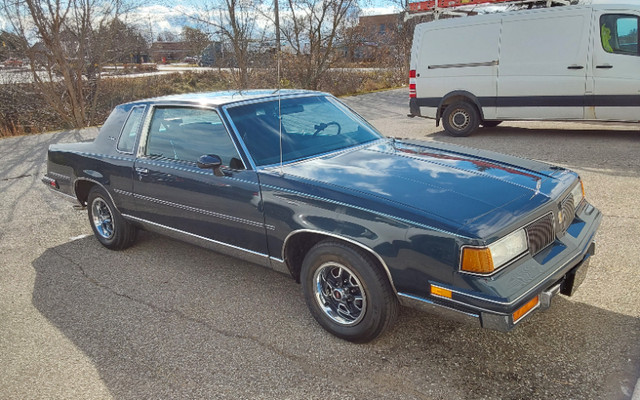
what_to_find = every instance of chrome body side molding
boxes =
[122,214,290,273]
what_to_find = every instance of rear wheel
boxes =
[301,240,398,343]
[87,186,137,250]
[442,102,479,137]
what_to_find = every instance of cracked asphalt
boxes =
[1,88,639,399]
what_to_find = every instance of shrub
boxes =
[0,68,405,137]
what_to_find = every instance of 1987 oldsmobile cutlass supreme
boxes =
[44,90,602,342]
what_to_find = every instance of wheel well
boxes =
[441,96,475,115]
[284,232,326,282]
[75,180,96,206]
[284,232,391,291]
[437,94,484,123]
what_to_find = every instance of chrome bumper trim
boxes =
[401,279,567,333]
[398,293,480,327]
[540,283,561,310]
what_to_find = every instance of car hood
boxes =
[279,139,576,239]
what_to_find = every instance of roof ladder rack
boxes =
[407,0,572,20]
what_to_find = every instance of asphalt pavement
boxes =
[1,88,639,399]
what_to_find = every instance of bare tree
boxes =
[280,0,359,89]
[192,0,260,88]
[101,19,148,64]
[1,0,133,128]
[0,30,22,61]
[182,26,211,57]
[157,30,179,42]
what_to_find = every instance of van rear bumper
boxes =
[409,98,422,117]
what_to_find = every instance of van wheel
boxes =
[442,102,479,137]
[481,120,502,128]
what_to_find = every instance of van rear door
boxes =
[497,8,590,120]
[591,10,640,121]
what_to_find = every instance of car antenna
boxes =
[277,39,284,176]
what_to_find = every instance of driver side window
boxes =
[601,14,640,56]
[145,107,244,169]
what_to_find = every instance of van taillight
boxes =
[409,69,417,98]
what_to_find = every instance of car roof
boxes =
[126,89,324,108]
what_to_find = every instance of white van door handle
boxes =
[567,65,584,70]
[596,64,613,69]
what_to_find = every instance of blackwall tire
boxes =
[87,186,137,250]
[301,240,398,343]
[442,102,480,137]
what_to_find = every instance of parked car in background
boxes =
[409,2,640,136]
[43,90,601,342]
[183,56,199,64]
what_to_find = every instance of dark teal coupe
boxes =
[43,90,602,342]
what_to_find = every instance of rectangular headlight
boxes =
[570,180,584,207]
[488,229,528,269]
[461,229,528,274]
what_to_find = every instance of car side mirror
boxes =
[197,154,224,176]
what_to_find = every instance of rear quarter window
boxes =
[117,106,146,153]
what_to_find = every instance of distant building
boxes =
[343,12,455,62]
[357,14,403,46]
[342,14,403,62]
[149,41,190,63]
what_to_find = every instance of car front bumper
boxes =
[399,203,601,332]
[399,249,592,331]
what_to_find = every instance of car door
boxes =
[132,105,269,256]
[497,8,590,119]
[591,11,640,121]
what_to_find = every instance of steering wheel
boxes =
[312,121,341,137]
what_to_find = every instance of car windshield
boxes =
[225,95,383,167]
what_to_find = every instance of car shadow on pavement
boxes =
[429,126,640,177]
[0,129,97,224]
[32,233,640,400]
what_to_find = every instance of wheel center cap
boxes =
[454,113,466,125]
[332,288,345,301]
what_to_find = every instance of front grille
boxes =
[557,194,576,235]
[525,213,555,255]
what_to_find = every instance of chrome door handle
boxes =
[135,167,148,174]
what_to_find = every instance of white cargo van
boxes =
[409,1,640,136]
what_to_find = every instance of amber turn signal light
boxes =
[430,284,452,299]
[512,295,539,323]
[461,247,494,274]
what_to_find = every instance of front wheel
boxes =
[87,186,137,250]
[442,102,480,137]
[301,240,398,343]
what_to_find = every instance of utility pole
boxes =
[274,0,281,53]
